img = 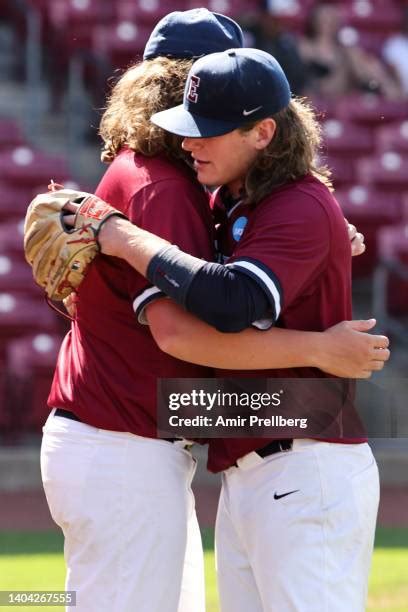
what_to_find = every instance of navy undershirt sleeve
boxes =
[185,262,272,332]
[147,245,272,332]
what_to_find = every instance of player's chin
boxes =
[193,160,211,175]
[195,168,219,188]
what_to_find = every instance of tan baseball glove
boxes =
[24,185,126,300]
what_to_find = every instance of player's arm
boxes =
[94,216,288,332]
[62,206,389,376]
[97,217,275,331]
[146,298,389,378]
[95,216,366,331]
[64,201,381,332]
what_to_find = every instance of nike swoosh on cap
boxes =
[242,105,263,116]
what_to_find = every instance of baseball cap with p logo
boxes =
[151,48,291,138]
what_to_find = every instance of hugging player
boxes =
[25,31,390,612]
[88,48,384,611]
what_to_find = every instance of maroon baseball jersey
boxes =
[48,148,214,437]
[208,174,366,473]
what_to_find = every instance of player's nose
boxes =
[182,137,201,151]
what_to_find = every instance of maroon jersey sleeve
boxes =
[226,190,343,324]
[127,178,214,322]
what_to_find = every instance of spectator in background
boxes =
[299,2,402,99]
[249,7,309,95]
[383,7,408,97]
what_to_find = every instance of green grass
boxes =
[0,532,65,612]
[0,528,407,612]
[367,528,408,612]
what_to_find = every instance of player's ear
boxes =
[253,118,276,150]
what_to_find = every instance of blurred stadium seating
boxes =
[374,223,408,338]
[0,147,70,190]
[335,185,402,277]
[341,1,402,37]
[357,152,408,193]
[0,294,58,359]
[376,120,408,154]
[0,119,24,150]
[335,94,407,126]
[0,0,407,441]
[0,255,43,299]
[6,333,61,436]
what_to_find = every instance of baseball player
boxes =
[37,12,377,612]
[70,49,386,611]
[39,10,245,612]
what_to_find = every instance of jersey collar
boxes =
[211,185,246,218]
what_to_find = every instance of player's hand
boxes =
[63,201,128,257]
[317,319,390,378]
[63,292,78,317]
[345,219,365,257]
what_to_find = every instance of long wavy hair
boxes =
[99,57,193,163]
[240,97,332,205]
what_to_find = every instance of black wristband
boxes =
[146,245,207,307]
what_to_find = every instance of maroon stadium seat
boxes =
[0,184,34,223]
[341,1,401,35]
[93,21,152,67]
[323,119,375,158]
[310,96,338,121]
[6,333,62,433]
[26,0,51,11]
[0,218,26,262]
[340,27,388,56]
[0,356,9,435]
[403,193,408,222]
[117,0,188,25]
[0,293,58,360]
[207,0,261,19]
[0,147,69,190]
[251,0,314,32]
[48,0,116,33]
[325,155,356,189]
[336,184,402,276]
[374,224,408,330]
[0,255,43,300]
[376,121,408,154]
[335,94,407,127]
[356,152,408,193]
[48,0,115,48]
[0,119,24,150]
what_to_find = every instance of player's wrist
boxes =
[98,216,128,257]
[309,332,327,370]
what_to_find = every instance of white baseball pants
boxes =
[41,410,205,612]
[215,439,379,612]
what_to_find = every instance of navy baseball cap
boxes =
[151,48,291,138]
[143,9,244,60]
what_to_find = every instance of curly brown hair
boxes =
[99,57,193,163]
[240,97,332,205]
